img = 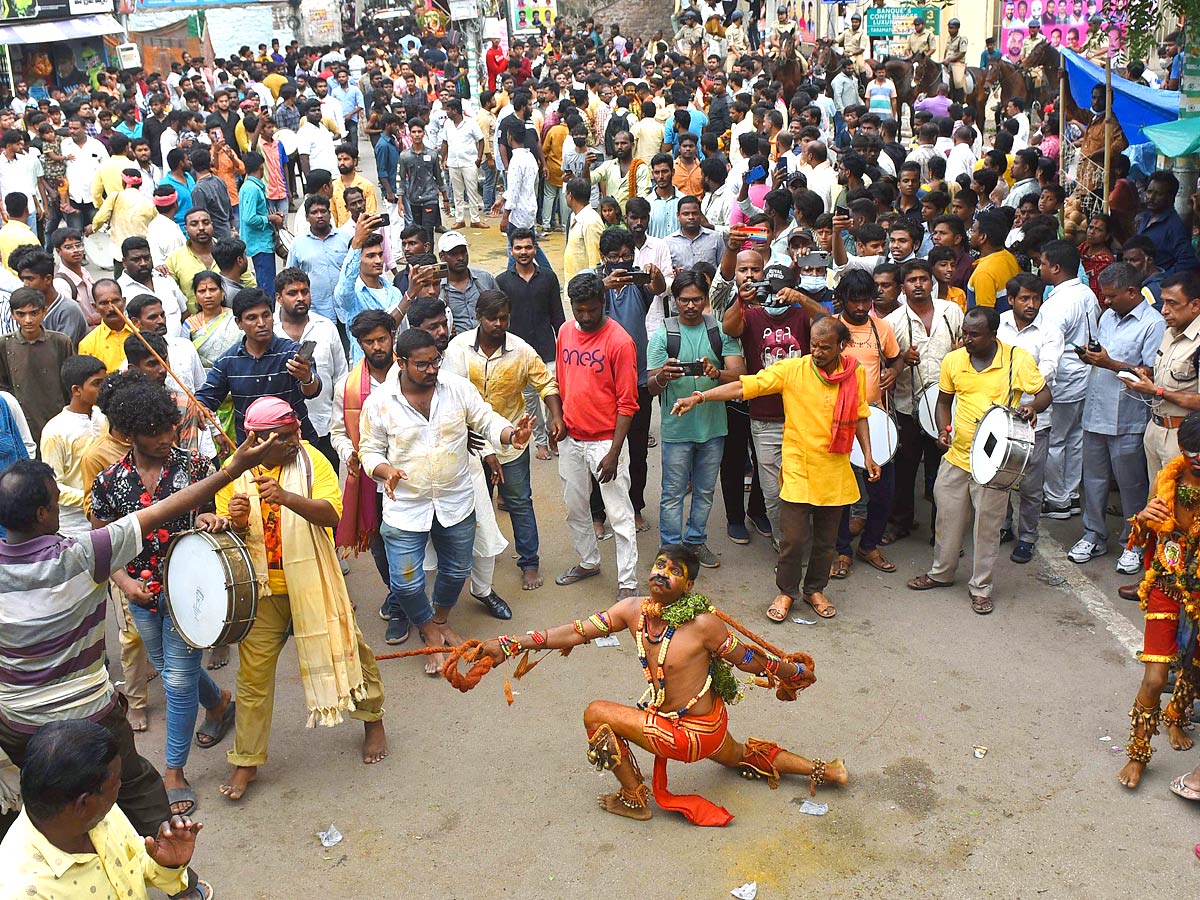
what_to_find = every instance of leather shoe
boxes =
[473,590,512,620]
[1117,584,1141,602]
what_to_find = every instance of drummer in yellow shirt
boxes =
[907,307,1051,614]
[672,316,880,622]
[78,280,134,372]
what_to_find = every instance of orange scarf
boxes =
[813,355,861,455]
[334,361,380,554]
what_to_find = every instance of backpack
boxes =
[661,315,724,409]
[603,109,630,158]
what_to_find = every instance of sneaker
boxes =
[1068,495,1082,516]
[688,543,721,568]
[378,600,392,620]
[1067,538,1107,563]
[999,527,1015,544]
[1116,548,1142,575]
[749,513,773,537]
[385,616,412,645]
[726,521,751,544]
[1010,540,1035,564]
[1042,501,1074,520]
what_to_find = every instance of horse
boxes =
[984,43,1061,126]
[880,53,942,134]
[811,37,839,75]
[769,33,807,104]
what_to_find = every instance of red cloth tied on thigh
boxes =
[641,697,734,827]
[1141,586,1183,665]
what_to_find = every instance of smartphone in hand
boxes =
[296,339,318,363]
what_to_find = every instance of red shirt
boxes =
[485,47,507,90]
[556,318,640,441]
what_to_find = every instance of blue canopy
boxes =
[1060,48,1180,143]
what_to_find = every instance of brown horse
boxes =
[769,33,807,104]
[984,43,1061,124]
[879,53,942,133]
[961,67,989,130]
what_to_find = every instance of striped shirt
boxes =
[195,335,317,442]
[0,516,142,732]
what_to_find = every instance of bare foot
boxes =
[593,520,607,540]
[598,792,652,821]
[1168,723,1195,751]
[419,624,447,676]
[821,758,849,787]
[635,514,650,533]
[220,766,257,801]
[127,707,148,732]
[1117,759,1147,788]
[206,646,229,670]
[362,720,388,764]
[522,568,544,590]
[434,620,464,647]
[535,445,551,461]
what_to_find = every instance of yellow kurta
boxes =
[331,173,379,228]
[79,322,134,372]
[740,356,868,506]
[937,343,1046,473]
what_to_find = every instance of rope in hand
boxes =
[375,639,495,692]
[710,608,816,696]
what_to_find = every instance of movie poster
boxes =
[999,0,1126,63]
[508,0,556,36]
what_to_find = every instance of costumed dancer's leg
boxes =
[1163,639,1200,752]
[707,733,848,795]
[1118,587,1178,788]
[582,701,655,820]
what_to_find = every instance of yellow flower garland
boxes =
[1133,456,1200,623]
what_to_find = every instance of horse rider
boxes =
[766,5,797,58]
[1020,19,1048,101]
[942,19,969,103]
[839,13,869,78]
[674,10,706,56]
[724,10,749,72]
[905,16,936,60]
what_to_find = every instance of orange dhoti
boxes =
[641,696,734,826]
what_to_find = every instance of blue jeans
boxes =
[128,603,221,770]
[252,252,276,297]
[659,436,725,546]
[481,160,497,209]
[380,511,476,627]
[493,449,539,570]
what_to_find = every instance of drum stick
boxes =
[113,307,238,455]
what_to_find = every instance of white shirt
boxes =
[945,142,977,185]
[359,369,513,530]
[503,148,539,230]
[62,137,108,204]
[998,310,1062,431]
[117,271,188,337]
[803,160,839,214]
[441,116,484,168]
[885,299,966,416]
[319,96,347,137]
[1041,277,1099,403]
[146,214,186,267]
[700,182,733,241]
[0,152,43,216]
[1010,111,1030,143]
[273,312,347,435]
[296,120,339,174]
[729,118,755,167]
[634,235,675,337]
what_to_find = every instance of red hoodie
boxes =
[556,318,640,441]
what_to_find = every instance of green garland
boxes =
[657,592,744,705]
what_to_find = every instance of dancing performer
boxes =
[1118,411,1200,789]
[477,546,847,826]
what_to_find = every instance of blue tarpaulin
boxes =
[1060,48,1180,143]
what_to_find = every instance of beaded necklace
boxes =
[634,600,713,719]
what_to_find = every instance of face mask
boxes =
[764,302,792,316]
[799,275,827,293]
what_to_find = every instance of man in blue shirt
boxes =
[334,217,404,363]
[330,69,365,145]
[1138,171,1199,276]
[237,150,283,297]
[287,194,351,323]
[161,148,196,229]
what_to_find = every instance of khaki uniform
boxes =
[840,27,869,75]
[725,22,749,71]
[1145,317,1200,483]
[1021,34,1047,86]
[944,34,968,89]
[906,29,936,58]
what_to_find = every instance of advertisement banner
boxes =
[508,0,555,37]
[998,0,1125,64]
[133,0,263,8]
[766,0,816,42]
[69,0,113,13]
[1,0,71,22]
[865,5,938,38]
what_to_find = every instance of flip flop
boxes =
[196,881,214,900]
[766,594,794,622]
[829,555,852,579]
[879,524,913,546]
[166,786,197,817]
[970,594,994,615]
[856,548,897,573]
[907,574,953,591]
[1170,774,1200,801]
[195,701,236,749]
[804,592,837,618]
[555,565,601,586]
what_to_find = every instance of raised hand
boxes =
[144,815,202,870]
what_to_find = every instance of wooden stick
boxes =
[113,305,237,454]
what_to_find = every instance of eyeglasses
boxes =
[405,355,443,372]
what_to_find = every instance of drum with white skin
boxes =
[970,405,1035,491]
[915,381,957,440]
[163,530,259,649]
[850,405,899,467]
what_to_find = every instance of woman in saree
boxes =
[183,271,241,443]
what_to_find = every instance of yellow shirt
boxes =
[216,441,342,594]
[263,71,288,100]
[938,342,1046,472]
[79,322,134,372]
[564,205,604,283]
[91,188,156,257]
[740,355,868,506]
[91,155,130,207]
[0,806,189,900]
[0,219,39,272]
[967,249,1021,310]
[331,173,379,228]
[166,243,256,313]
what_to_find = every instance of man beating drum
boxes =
[906,307,1051,615]
[215,396,388,803]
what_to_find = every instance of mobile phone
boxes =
[746,164,768,183]
[376,212,391,227]
[296,339,318,363]
[679,360,707,376]
[629,270,653,286]
[431,262,449,278]
[1117,370,1140,383]
[835,204,850,218]
[1072,344,1088,358]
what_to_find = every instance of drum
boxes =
[850,405,899,468]
[970,406,1036,491]
[163,529,259,649]
[916,382,957,440]
[274,226,295,262]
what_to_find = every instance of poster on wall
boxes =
[508,0,555,37]
[999,0,1125,64]
[766,0,815,43]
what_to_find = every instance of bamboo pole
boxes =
[1059,64,1067,230]
[1102,52,1112,213]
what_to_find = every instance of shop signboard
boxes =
[1,0,71,22]
[865,5,938,38]
[132,0,264,8]
[69,0,113,13]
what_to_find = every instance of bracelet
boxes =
[1157,386,1166,398]
[497,635,522,658]
[302,375,317,387]
[692,390,705,404]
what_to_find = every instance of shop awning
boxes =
[0,14,125,46]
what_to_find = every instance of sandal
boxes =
[856,548,896,573]
[195,701,236,749]
[804,591,836,618]
[879,524,913,546]
[970,594,994,615]
[1170,774,1200,801]
[166,786,197,817]
[829,555,852,579]
[907,574,953,591]
[555,564,601,586]
[766,593,794,622]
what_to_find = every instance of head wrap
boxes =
[244,397,299,432]
[153,189,178,208]
[122,172,143,187]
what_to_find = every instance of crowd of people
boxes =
[1,3,1200,893]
